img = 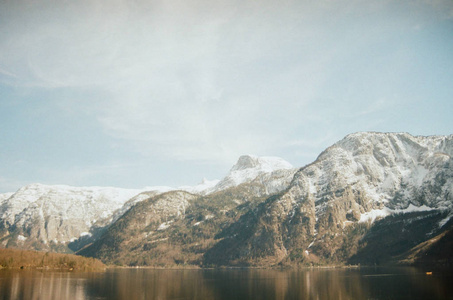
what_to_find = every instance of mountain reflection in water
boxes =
[1,267,452,300]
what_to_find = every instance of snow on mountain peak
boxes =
[0,154,295,249]
[231,155,293,172]
[210,155,295,192]
[295,132,453,225]
[178,178,220,194]
[336,132,451,155]
[0,192,13,206]
[231,155,261,171]
[0,183,145,246]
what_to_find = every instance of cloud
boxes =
[9,0,327,163]
[1,0,452,169]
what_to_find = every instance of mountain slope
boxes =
[0,155,295,256]
[348,210,452,266]
[78,191,197,264]
[78,157,297,266]
[0,184,144,252]
[400,223,453,267]
[204,132,453,266]
[2,132,452,267]
[210,155,294,192]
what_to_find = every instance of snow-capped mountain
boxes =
[0,155,296,252]
[166,155,295,195]
[3,132,452,267]
[178,178,220,195]
[209,155,295,193]
[0,184,145,250]
[304,132,453,221]
[205,132,453,266]
[0,193,13,205]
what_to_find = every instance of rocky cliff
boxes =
[0,184,145,252]
[204,132,453,266]
[78,159,297,266]
[0,155,296,256]
[2,132,452,267]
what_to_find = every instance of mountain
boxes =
[78,156,297,266]
[178,178,220,195]
[204,132,453,266]
[0,193,13,203]
[0,184,146,252]
[2,132,452,268]
[179,155,294,195]
[210,155,294,192]
[0,155,295,255]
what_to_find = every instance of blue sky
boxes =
[1,0,452,192]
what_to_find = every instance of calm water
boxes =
[1,267,452,300]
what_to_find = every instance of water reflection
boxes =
[0,270,95,300]
[1,267,452,300]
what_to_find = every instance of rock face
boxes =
[0,155,296,255]
[2,132,452,267]
[78,158,298,266]
[78,191,198,264]
[204,132,453,266]
[205,155,295,194]
[0,184,143,252]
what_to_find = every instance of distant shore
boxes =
[0,248,106,271]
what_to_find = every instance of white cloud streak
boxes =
[1,0,452,169]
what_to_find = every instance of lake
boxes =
[1,267,452,299]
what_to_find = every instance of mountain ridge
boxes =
[0,155,295,253]
[1,132,452,267]
[203,132,453,266]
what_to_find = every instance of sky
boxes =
[0,0,453,193]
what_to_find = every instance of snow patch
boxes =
[157,221,173,231]
[359,208,392,223]
[0,192,13,204]
[179,178,220,194]
[17,235,26,241]
[360,204,435,223]
[194,215,215,226]
[394,204,434,214]
[439,213,453,228]
[212,155,294,191]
